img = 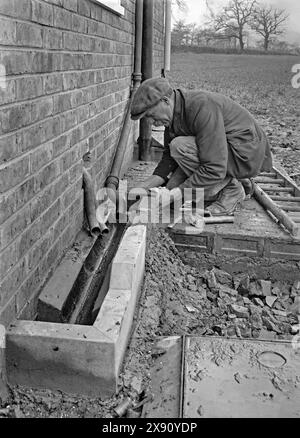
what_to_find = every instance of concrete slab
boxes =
[38,231,97,323]
[110,225,146,291]
[38,225,119,324]
[94,224,147,374]
[184,336,300,418]
[142,337,182,418]
[6,321,116,398]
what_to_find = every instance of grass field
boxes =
[168,52,300,182]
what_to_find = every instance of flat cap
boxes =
[131,77,173,120]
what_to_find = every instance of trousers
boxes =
[166,136,231,200]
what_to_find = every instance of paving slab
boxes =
[184,336,300,418]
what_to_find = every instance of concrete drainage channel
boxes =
[5,224,147,399]
[2,221,300,416]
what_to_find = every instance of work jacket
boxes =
[153,89,273,189]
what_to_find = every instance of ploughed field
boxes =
[168,52,300,184]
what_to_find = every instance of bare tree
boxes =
[210,0,257,51]
[250,5,289,51]
[171,19,191,46]
[172,0,187,12]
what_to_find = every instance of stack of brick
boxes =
[0,0,165,326]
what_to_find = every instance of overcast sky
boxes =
[172,0,300,43]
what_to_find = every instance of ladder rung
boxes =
[262,186,294,193]
[259,172,277,177]
[276,205,300,213]
[270,196,300,202]
[254,178,284,184]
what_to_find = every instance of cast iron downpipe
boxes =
[138,0,154,161]
[164,0,172,75]
[106,0,144,194]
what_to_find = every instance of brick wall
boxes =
[0,0,165,326]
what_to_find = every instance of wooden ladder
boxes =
[253,166,300,238]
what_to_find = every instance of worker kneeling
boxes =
[130,77,273,216]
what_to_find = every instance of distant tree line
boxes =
[172,0,300,54]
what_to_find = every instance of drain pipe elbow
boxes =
[82,168,102,235]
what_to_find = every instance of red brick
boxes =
[34,160,60,192]
[53,93,72,114]
[63,32,79,50]
[40,199,61,235]
[0,0,31,20]
[20,116,61,152]
[15,265,41,315]
[15,177,36,210]
[30,185,54,223]
[70,90,84,107]
[27,231,52,272]
[61,110,77,132]
[0,133,19,164]
[0,294,16,327]
[0,242,17,279]
[44,73,64,95]
[72,14,87,33]
[0,18,16,45]
[53,134,71,158]
[0,103,31,134]
[69,161,83,183]
[52,210,69,242]
[90,4,103,21]
[0,79,16,106]
[0,204,31,250]
[53,6,73,30]
[32,0,54,26]
[43,28,63,50]
[79,35,95,52]
[60,150,72,173]
[62,0,77,12]
[45,238,61,272]
[78,0,90,17]
[70,125,84,146]
[0,156,30,193]
[17,219,41,259]
[31,52,60,74]
[15,77,43,101]
[30,98,54,125]
[16,22,43,48]
[30,142,53,174]
[0,257,27,307]
[61,53,79,70]
[77,106,89,124]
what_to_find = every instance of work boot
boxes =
[205,178,245,216]
[240,178,254,199]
